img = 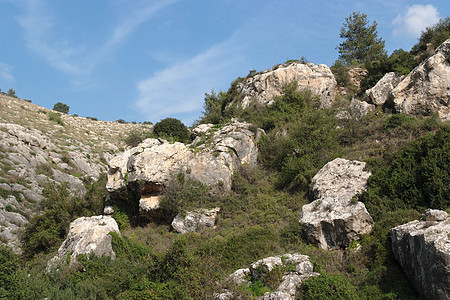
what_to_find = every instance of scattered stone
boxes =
[390,209,449,299]
[218,253,319,300]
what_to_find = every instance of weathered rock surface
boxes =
[0,93,150,252]
[348,98,376,119]
[389,38,450,121]
[390,209,450,299]
[48,216,120,269]
[365,72,404,106]
[300,158,373,249]
[172,207,220,234]
[106,121,259,219]
[310,158,371,201]
[236,62,336,109]
[217,253,319,300]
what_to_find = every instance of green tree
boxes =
[411,17,450,60]
[53,102,70,114]
[7,88,17,98]
[337,12,387,66]
[153,118,191,143]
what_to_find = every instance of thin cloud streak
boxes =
[0,62,14,82]
[392,4,440,37]
[15,0,177,79]
[135,31,247,124]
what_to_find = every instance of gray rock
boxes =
[301,158,373,249]
[310,158,371,201]
[48,216,120,269]
[349,98,376,119]
[389,38,450,121]
[390,210,450,299]
[365,72,404,106]
[223,253,318,300]
[236,62,336,109]
[107,121,259,200]
[300,197,374,249]
[171,207,220,234]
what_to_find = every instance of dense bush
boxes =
[362,126,449,216]
[123,128,151,147]
[298,274,358,299]
[153,118,191,143]
[22,175,107,258]
[0,245,20,298]
[411,17,450,60]
[52,102,70,114]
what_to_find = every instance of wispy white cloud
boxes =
[392,4,440,37]
[135,31,247,124]
[15,0,177,79]
[0,62,14,82]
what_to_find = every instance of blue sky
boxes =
[0,0,448,125]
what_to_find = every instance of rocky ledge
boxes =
[390,209,449,299]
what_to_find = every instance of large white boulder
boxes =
[365,72,404,106]
[300,158,373,249]
[171,207,220,234]
[390,209,450,299]
[48,216,120,268]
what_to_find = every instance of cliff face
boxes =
[0,93,150,252]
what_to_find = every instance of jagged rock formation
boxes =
[47,216,120,269]
[300,158,373,249]
[106,121,259,219]
[0,93,150,252]
[364,72,404,106]
[216,253,319,300]
[236,62,336,109]
[171,207,220,234]
[390,209,450,299]
[389,38,450,121]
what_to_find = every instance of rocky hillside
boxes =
[0,38,448,299]
[0,93,151,251]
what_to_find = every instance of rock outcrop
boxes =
[172,207,220,234]
[364,72,404,106]
[300,158,373,249]
[236,62,336,109]
[390,209,450,299]
[0,93,150,252]
[106,121,259,219]
[389,38,450,121]
[217,253,319,300]
[48,216,120,269]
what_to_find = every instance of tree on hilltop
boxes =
[337,12,387,66]
[53,102,70,114]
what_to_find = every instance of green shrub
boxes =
[362,126,450,216]
[298,274,358,300]
[52,102,70,114]
[0,245,20,298]
[123,128,151,147]
[153,118,191,143]
[7,88,17,98]
[48,112,64,126]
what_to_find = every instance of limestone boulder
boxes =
[390,209,450,299]
[348,98,376,119]
[107,121,259,202]
[48,216,120,269]
[310,158,371,201]
[300,197,374,249]
[236,62,336,109]
[219,253,319,300]
[301,158,374,249]
[389,38,450,121]
[172,207,220,234]
[365,72,404,106]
